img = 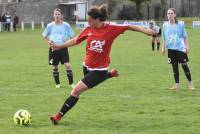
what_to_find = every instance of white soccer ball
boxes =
[13,109,31,126]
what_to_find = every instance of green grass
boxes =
[0,27,200,134]
[178,17,200,22]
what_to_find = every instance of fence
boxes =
[0,21,200,32]
[0,21,45,32]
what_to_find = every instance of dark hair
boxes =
[168,8,178,23]
[87,4,108,21]
[54,8,62,14]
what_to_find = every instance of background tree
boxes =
[160,0,166,18]
[129,0,151,20]
[107,0,119,18]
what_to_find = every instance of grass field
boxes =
[0,27,200,134]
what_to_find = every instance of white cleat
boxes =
[56,84,61,89]
[70,84,75,88]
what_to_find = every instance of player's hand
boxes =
[48,40,54,46]
[51,44,63,51]
[161,48,165,55]
[146,29,158,36]
[185,48,189,54]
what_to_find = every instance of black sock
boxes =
[66,69,73,85]
[172,63,179,83]
[152,42,155,51]
[157,42,160,50]
[53,69,60,85]
[181,63,192,82]
[59,95,79,116]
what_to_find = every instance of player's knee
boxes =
[65,63,71,70]
[53,68,58,72]
[71,87,81,97]
[181,62,187,66]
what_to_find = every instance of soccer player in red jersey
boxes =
[50,4,157,125]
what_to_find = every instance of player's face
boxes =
[167,10,176,22]
[54,11,62,21]
[87,16,101,28]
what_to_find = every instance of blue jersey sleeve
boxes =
[66,24,74,38]
[42,24,51,38]
[181,23,187,38]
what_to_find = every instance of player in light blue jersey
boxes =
[42,8,74,89]
[162,8,195,90]
[149,20,161,51]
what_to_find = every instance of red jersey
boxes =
[76,23,129,70]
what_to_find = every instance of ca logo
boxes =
[89,40,105,53]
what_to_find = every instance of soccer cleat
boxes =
[169,83,180,90]
[109,68,119,77]
[188,82,195,91]
[70,84,75,88]
[56,84,61,89]
[50,113,62,125]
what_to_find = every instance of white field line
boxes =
[0,87,175,100]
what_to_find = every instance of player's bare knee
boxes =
[156,38,160,42]
[64,63,71,70]
[53,66,58,72]
[71,88,81,97]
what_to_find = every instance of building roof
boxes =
[59,1,87,5]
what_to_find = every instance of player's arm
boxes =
[51,36,78,51]
[127,25,157,36]
[162,41,166,55]
[184,36,189,54]
[44,37,53,47]
[42,24,53,46]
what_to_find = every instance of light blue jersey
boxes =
[162,21,187,52]
[42,22,74,45]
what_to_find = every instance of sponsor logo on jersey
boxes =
[89,40,105,53]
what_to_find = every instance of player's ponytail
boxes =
[168,8,178,24]
[98,4,108,21]
[88,4,108,21]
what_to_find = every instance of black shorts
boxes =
[168,49,189,64]
[152,29,162,38]
[49,48,69,65]
[81,66,109,88]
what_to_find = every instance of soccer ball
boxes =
[13,109,31,126]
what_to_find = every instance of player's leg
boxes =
[53,65,60,88]
[170,62,180,90]
[180,63,195,89]
[8,23,10,31]
[179,52,195,90]
[151,37,155,51]
[49,48,60,88]
[168,50,179,90]
[61,48,74,87]
[64,62,74,87]
[50,81,87,125]
[13,23,16,32]
[156,37,160,51]
[50,70,113,125]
